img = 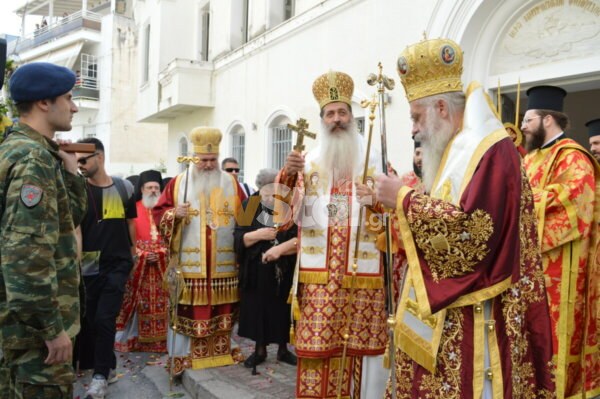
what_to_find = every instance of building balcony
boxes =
[73,79,99,110]
[8,10,102,63]
[154,58,214,119]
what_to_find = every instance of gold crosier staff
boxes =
[335,94,378,399]
[370,62,398,399]
[285,117,317,348]
[165,155,199,389]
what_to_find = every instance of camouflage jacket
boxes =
[0,123,87,349]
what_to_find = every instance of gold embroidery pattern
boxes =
[296,222,387,353]
[302,245,326,255]
[406,299,437,329]
[304,228,326,237]
[385,350,415,399]
[501,169,554,399]
[407,195,494,282]
[419,308,463,398]
[174,313,234,337]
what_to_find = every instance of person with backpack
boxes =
[74,137,137,399]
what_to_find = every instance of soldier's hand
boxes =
[175,202,190,219]
[376,174,403,209]
[355,182,376,206]
[44,330,72,365]
[284,151,304,175]
[255,227,277,241]
[55,139,79,175]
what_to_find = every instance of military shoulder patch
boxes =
[21,184,43,208]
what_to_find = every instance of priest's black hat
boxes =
[135,169,163,201]
[526,85,567,112]
[126,175,139,189]
[586,118,600,138]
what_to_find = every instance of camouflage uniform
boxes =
[0,123,87,398]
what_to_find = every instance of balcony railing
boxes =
[73,78,99,101]
[8,11,102,54]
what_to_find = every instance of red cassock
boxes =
[116,201,169,353]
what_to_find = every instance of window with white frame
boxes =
[267,0,294,28]
[199,5,210,61]
[142,24,151,84]
[80,54,98,89]
[231,0,249,48]
[179,137,189,173]
[231,127,246,182]
[285,0,295,20]
[271,124,292,170]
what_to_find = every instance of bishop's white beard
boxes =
[318,119,360,183]
[415,107,456,193]
[190,168,222,198]
[142,192,159,209]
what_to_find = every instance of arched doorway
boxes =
[428,0,600,146]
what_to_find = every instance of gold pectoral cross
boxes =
[288,118,317,152]
[148,209,159,241]
[216,201,234,226]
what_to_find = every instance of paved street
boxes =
[74,326,296,398]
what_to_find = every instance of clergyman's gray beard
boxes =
[192,168,222,197]
[142,193,159,209]
[416,112,455,193]
[319,119,360,182]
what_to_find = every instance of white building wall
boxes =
[211,0,435,185]
[143,0,437,180]
[140,0,600,182]
[94,13,115,168]
[108,14,168,176]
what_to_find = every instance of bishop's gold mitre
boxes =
[312,71,354,109]
[397,38,464,102]
[190,126,222,154]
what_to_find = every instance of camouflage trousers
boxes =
[0,346,74,399]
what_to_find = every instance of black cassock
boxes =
[234,193,297,345]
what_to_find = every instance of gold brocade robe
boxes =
[278,137,388,399]
[386,84,555,398]
[524,138,600,399]
[153,171,242,372]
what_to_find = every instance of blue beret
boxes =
[9,62,76,103]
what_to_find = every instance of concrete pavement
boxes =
[73,326,296,398]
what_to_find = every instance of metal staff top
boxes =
[288,118,317,152]
[367,62,395,174]
[359,94,378,184]
[176,155,200,203]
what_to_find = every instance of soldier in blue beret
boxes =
[0,62,87,398]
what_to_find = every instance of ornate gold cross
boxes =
[287,118,317,152]
[216,201,235,226]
